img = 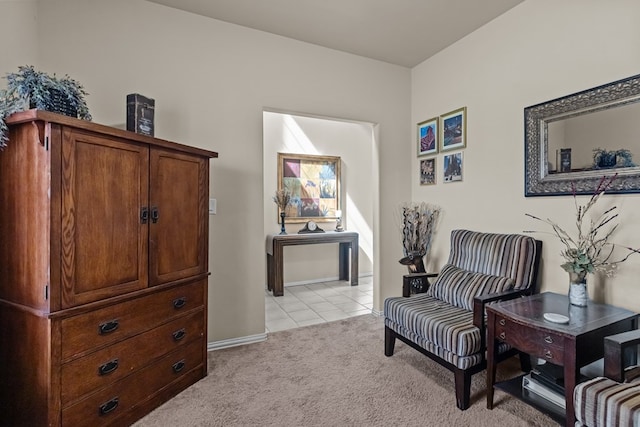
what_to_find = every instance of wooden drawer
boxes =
[61,309,204,405]
[62,338,204,427]
[61,280,205,361]
[494,315,565,364]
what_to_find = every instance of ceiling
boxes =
[146,0,524,68]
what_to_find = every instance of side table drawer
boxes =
[494,315,565,364]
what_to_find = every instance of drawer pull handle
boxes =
[151,206,160,224]
[544,336,554,344]
[99,397,119,416]
[173,329,186,341]
[98,319,119,335]
[173,360,186,373]
[140,207,149,224]
[499,319,506,326]
[544,350,553,359]
[98,358,119,376]
[173,297,187,309]
[499,332,506,340]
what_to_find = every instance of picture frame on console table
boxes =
[440,106,466,152]
[277,152,341,223]
[417,117,438,156]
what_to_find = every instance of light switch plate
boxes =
[209,198,217,215]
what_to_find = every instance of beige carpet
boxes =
[134,315,559,426]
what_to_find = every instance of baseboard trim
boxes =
[371,308,384,317]
[207,332,268,351]
[268,272,374,288]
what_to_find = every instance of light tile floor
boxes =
[265,276,374,333]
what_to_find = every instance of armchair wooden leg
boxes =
[385,326,396,357]
[454,369,471,410]
[518,352,532,373]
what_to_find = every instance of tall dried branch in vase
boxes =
[273,189,292,235]
[273,189,291,212]
[397,202,441,273]
[525,174,640,305]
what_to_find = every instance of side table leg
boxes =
[486,314,497,409]
[273,242,284,296]
[350,237,358,286]
[338,242,348,281]
[266,253,274,291]
[564,361,579,427]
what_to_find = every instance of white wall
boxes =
[410,0,640,312]
[263,112,374,284]
[0,1,38,70]
[8,0,411,342]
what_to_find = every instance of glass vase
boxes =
[568,273,588,306]
[279,212,287,235]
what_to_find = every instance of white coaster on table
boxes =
[543,312,569,324]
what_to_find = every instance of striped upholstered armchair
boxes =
[574,329,640,426]
[384,229,541,410]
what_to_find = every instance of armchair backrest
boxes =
[447,229,541,291]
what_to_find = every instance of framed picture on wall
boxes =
[440,107,467,152]
[417,117,438,156]
[420,158,436,185]
[277,152,341,223]
[443,152,463,182]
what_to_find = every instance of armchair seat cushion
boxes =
[385,293,481,358]
[574,377,640,427]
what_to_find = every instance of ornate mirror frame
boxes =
[524,74,640,196]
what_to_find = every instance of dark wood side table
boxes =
[266,231,359,296]
[486,292,638,427]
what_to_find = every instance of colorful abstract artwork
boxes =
[278,153,341,222]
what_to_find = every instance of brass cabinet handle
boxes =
[499,332,506,340]
[544,350,553,359]
[544,336,554,344]
[499,319,506,326]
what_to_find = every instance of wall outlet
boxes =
[209,198,217,215]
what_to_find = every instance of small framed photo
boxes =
[443,152,463,183]
[420,158,436,185]
[417,117,438,156]
[440,107,466,152]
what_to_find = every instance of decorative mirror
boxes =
[524,74,640,196]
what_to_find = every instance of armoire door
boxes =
[60,128,149,308]
[148,148,208,286]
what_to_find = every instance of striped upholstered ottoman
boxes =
[574,374,640,426]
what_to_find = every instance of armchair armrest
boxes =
[604,328,640,383]
[472,288,531,329]
[402,272,438,297]
[472,288,531,358]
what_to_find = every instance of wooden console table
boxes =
[486,292,638,426]
[266,231,359,296]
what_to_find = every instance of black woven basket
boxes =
[30,88,78,118]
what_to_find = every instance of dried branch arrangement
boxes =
[398,202,441,272]
[272,189,291,212]
[526,174,640,280]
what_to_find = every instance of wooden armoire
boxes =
[0,110,217,426]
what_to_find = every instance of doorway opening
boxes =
[262,110,377,332]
